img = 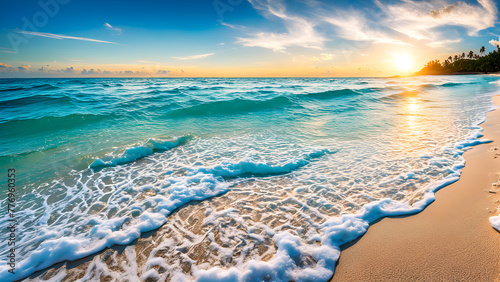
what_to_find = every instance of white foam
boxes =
[0,146,330,281]
[192,148,332,178]
[490,215,500,232]
[89,135,193,168]
[4,76,500,281]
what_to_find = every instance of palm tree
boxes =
[454,55,459,62]
[461,52,465,59]
[448,56,453,62]
[468,51,474,59]
[480,46,485,56]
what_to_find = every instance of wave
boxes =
[31,83,59,90]
[89,135,194,168]
[0,86,26,92]
[194,128,493,281]
[0,144,60,158]
[301,89,360,100]
[0,171,230,281]
[0,147,331,281]
[0,94,74,108]
[164,96,293,117]
[192,148,334,178]
[417,81,473,90]
[439,81,473,87]
[0,84,59,93]
[0,114,111,131]
[381,90,420,101]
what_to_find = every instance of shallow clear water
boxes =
[0,76,499,280]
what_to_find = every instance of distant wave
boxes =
[0,144,60,158]
[0,83,58,92]
[31,83,59,90]
[0,113,110,130]
[381,90,420,101]
[301,89,360,100]
[0,86,25,92]
[164,96,293,117]
[417,81,473,89]
[89,135,194,168]
[0,94,74,108]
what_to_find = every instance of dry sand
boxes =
[332,96,500,281]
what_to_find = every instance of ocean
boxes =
[0,76,499,281]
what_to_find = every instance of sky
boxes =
[0,0,499,77]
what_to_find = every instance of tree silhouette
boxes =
[416,44,500,75]
[480,46,485,56]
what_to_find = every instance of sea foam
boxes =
[2,76,499,281]
[490,215,500,232]
[89,135,193,168]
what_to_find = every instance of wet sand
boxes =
[332,96,500,281]
[23,96,500,282]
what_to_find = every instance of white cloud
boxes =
[376,0,498,40]
[104,22,122,35]
[426,38,462,48]
[14,30,117,44]
[293,53,336,62]
[490,37,500,47]
[235,0,326,51]
[0,63,11,68]
[324,14,411,45]
[172,53,215,60]
[220,22,247,30]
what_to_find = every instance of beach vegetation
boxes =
[416,45,500,75]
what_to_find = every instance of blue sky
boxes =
[0,0,499,77]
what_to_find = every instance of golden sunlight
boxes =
[394,54,414,71]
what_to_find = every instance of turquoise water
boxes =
[0,76,499,280]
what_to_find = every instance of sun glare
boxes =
[395,54,413,72]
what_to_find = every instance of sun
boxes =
[394,54,414,72]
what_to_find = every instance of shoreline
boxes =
[331,96,500,281]
[14,80,500,281]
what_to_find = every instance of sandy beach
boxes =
[332,96,500,281]
[23,91,500,282]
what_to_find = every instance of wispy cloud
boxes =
[220,22,247,30]
[375,0,498,40]
[324,14,411,45]
[234,0,496,54]
[14,30,117,44]
[236,0,326,51]
[0,63,11,68]
[104,22,122,35]
[172,53,214,60]
[0,47,16,54]
[426,38,461,48]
